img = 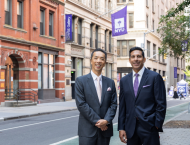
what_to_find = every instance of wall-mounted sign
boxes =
[65,14,72,41]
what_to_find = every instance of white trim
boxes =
[19,89,38,91]
[30,50,38,53]
[0,55,1,58]
[18,61,25,63]
[29,59,33,61]
[55,81,65,83]
[55,88,65,90]
[57,55,65,58]
[30,68,38,71]
[55,71,65,73]
[0,89,4,92]
[19,80,38,82]
[0,79,5,81]
[55,63,65,65]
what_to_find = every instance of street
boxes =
[0,98,189,145]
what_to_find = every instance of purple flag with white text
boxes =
[65,14,72,41]
[111,6,127,37]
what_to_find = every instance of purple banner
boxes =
[184,74,186,80]
[111,6,127,37]
[65,14,72,41]
[174,67,177,78]
[181,40,188,51]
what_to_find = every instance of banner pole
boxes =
[96,3,128,19]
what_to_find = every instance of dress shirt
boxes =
[91,70,102,90]
[132,66,145,87]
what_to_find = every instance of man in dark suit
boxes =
[118,47,166,145]
[75,48,117,145]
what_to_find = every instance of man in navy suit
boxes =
[118,47,166,145]
[75,48,117,145]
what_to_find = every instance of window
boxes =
[38,53,55,89]
[163,71,165,77]
[177,57,179,66]
[105,30,107,51]
[49,13,54,36]
[90,24,93,47]
[158,47,160,61]
[129,13,134,28]
[152,20,154,31]
[153,69,157,72]
[147,41,150,57]
[162,54,165,63]
[181,74,183,80]
[77,58,83,77]
[177,74,179,82]
[146,0,148,7]
[117,40,135,57]
[122,41,127,56]
[152,0,154,12]
[17,0,23,28]
[117,41,120,56]
[106,63,112,78]
[153,44,156,59]
[109,32,112,52]
[40,9,45,35]
[5,0,12,25]
[146,15,148,28]
[159,70,161,74]
[95,26,99,49]
[78,18,82,45]
[181,58,182,68]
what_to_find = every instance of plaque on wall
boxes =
[66,79,70,85]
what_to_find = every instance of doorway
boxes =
[5,55,19,99]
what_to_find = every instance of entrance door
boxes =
[5,55,19,99]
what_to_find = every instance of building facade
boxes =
[0,0,65,106]
[116,0,185,91]
[65,0,118,100]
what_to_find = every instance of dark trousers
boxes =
[127,120,160,145]
[79,129,110,145]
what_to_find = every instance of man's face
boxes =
[91,51,106,73]
[129,50,146,71]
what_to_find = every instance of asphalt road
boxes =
[0,98,189,145]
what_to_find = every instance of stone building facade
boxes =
[65,0,118,100]
[0,0,65,106]
[116,0,185,91]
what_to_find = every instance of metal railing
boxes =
[5,88,38,104]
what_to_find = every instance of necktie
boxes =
[96,77,102,104]
[134,74,139,97]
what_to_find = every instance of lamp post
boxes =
[143,30,154,51]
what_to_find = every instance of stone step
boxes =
[5,100,35,107]
[13,102,37,107]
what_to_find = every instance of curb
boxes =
[2,108,78,121]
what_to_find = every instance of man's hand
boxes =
[100,126,108,131]
[119,130,127,143]
[95,119,108,128]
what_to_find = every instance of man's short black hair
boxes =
[129,47,145,58]
[91,48,107,61]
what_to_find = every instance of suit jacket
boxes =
[118,68,166,139]
[75,73,117,137]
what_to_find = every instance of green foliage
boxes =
[166,0,190,18]
[157,9,190,58]
[183,66,190,84]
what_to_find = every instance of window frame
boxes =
[49,12,54,37]
[40,9,45,35]
[17,0,23,29]
[5,0,12,25]
[129,13,134,28]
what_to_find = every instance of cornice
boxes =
[0,35,65,52]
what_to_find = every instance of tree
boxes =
[166,0,190,17]
[157,9,190,58]
[183,66,190,85]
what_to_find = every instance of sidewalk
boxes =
[0,100,77,121]
[160,110,190,145]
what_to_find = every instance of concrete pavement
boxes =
[0,100,77,121]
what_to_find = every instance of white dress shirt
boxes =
[132,66,145,86]
[91,70,102,90]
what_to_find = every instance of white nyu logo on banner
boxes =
[115,18,125,33]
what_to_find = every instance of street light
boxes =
[143,30,154,51]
